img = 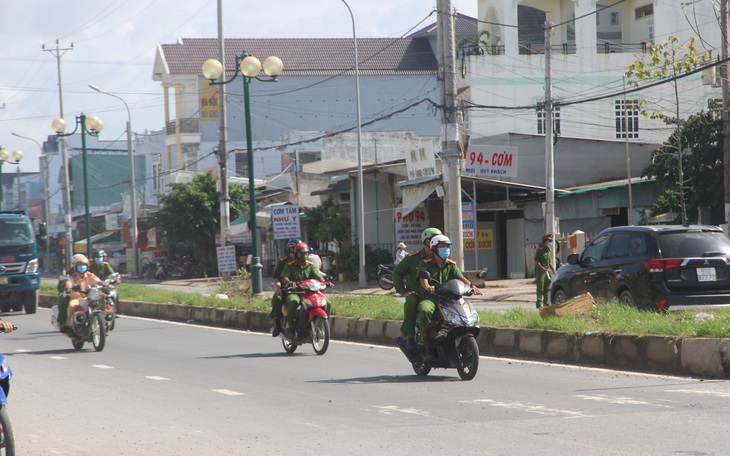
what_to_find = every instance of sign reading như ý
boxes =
[271,205,301,240]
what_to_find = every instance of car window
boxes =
[581,233,610,263]
[605,232,631,259]
[658,231,730,258]
[628,233,648,257]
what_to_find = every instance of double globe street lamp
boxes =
[0,148,23,211]
[52,114,103,257]
[202,52,283,296]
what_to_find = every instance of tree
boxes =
[625,35,712,223]
[642,109,724,223]
[152,172,249,274]
[301,199,351,251]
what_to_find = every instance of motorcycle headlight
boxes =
[441,305,479,327]
[87,288,102,302]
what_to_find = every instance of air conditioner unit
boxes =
[601,207,620,216]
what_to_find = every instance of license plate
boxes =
[0,278,7,285]
[697,267,716,282]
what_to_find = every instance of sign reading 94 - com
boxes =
[463,145,518,178]
[271,205,301,240]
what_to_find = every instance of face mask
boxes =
[297,254,308,265]
[547,242,553,247]
[438,247,451,259]
[94,258,103,264]
[76,265,88,273]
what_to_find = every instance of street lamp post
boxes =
[0,148,24,211]
[88,84,140,277]
[202,52,283,296]
[52,114,104,256]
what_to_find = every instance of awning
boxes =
[73,231,118,254]
[397,175,442,216]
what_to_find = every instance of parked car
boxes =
[550,225,730,310]
[108,248,127,274]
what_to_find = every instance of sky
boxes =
[0,0,478,173]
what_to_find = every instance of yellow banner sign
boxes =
[464,229,493,250]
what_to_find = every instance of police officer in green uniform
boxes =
[280,242,329,340]
[534,234,556,309]
[393,227,442,353]
[90,249,116,281]
[269,238,300,336]
[417,235,481,344]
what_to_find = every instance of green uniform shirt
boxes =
[534,247,552,270]
[272,257,291,280]
[90,262,115,281]
[280,260,322,283]
[392,249,428,295]
[417,258,464,299]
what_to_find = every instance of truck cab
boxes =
[0,211,41,313]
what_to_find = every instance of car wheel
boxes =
[552,288,568,305]
[618,290,635,306]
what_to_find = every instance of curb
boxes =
[39,295,730,379]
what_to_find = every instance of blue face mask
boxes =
[547,242,553,247]
[76,265,88,273]
[438,247,451,259]
[94,258,103,264]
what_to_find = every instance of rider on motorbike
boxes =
[90,249,119,282]
[416,235,481,344]
[270,238,301,337]
[393,228,442,352]
[280,242,331,340]
[61,255,105,335]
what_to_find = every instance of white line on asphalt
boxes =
[212,389,244,396]
[93,365,114,369]
[49,356,67,360]
[145,376,169,381]
[665,389,730,398]
[15,349,30,353]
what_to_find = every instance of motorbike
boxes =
[52,278,107,352]
[102,273,121,333]
[377,263,395,290]
[0,325,16,455]
[280,278,331,355]
[398,271,483,381]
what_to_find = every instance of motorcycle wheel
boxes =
[0,404,16,456]
[282,337,298,354]
[109,314,116,332]
[91,313,106,352]
[456,337,479,381]
[412,359,431,377]
[311,317,330,355]
[72,337,84,351]
[378,273,394,290]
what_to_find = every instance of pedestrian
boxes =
[394,242,407,265]
[534,234,556,309]
[308,247,323,273]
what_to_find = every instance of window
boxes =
[582,234,610,264]
[615,99,639,139]
[152,154,161,190]
[611,12,619,25]
[635,4,653,19]
[537,106,561,136]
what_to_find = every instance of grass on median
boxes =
[40,282,730,338]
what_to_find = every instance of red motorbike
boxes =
[280,278,331,355]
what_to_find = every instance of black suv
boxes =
[550,225,730,310]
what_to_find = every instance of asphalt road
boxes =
[4,308,730,455]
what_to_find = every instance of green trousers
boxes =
[535,268,550,308]
[58,294,70,326]
[400,293,419,340]
[270,294,283,319]
[283,293,301,325]
[416,297,437,343]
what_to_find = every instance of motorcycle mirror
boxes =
[418,270,431,280]
[476,268,488,279]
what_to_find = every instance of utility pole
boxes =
[43,39,74,268]
[722,0,730,229]
[544,22,556,270]
[216,0,231,248]
[438,0,464,268]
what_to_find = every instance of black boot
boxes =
[271,319,282,337]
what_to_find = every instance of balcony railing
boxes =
[165,118,200,135]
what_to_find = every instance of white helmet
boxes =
[429,234,452,249]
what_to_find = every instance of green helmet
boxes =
[421,227,442,244]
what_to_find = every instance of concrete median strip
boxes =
[39,294,730,379]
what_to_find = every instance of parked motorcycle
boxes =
[0,325,16,455]
[377,263,395,290]
[52,279,107,352]
[280,278,331,355]
[399,271,484,381]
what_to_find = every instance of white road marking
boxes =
[575,394,673,407]
[374,405,432,417]
[212,389,244,396]
[49,356,67,360]
[92,364,114,369]
[145,376,169,381]
[665,389,730,398]
[461,399,590,418]
[15,349,30,352]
